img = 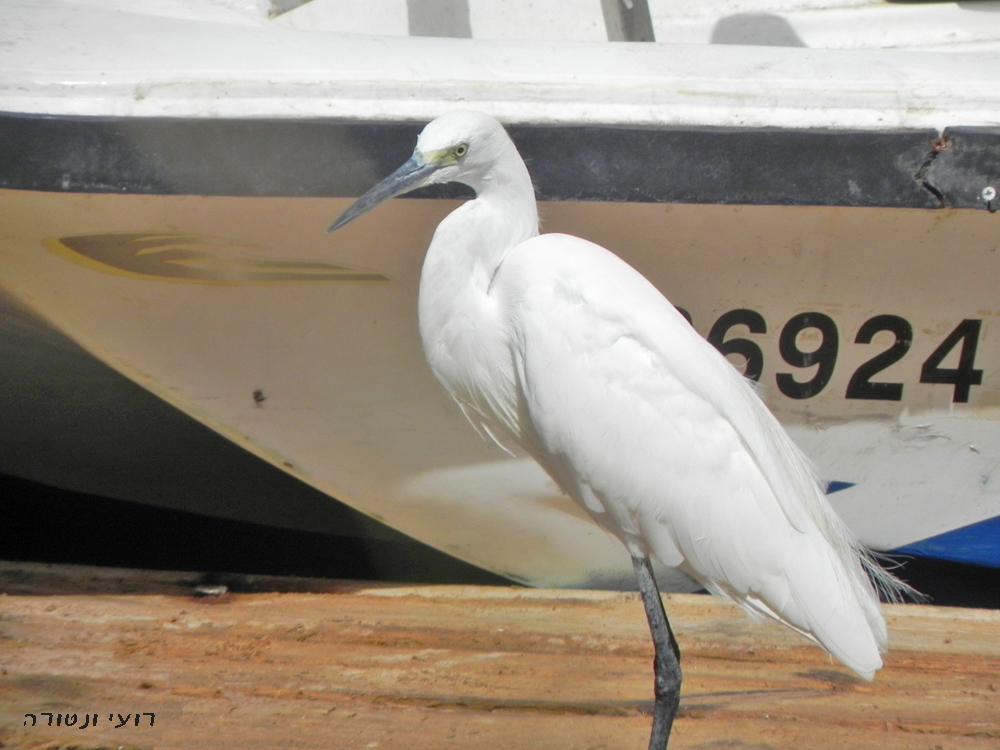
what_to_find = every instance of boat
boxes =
[2,0,999,589]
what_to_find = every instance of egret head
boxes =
[327,111,515,233]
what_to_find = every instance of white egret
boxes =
[328,110,908,749]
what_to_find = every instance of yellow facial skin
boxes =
[424,142,469,168]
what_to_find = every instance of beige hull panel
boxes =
[2,189,998,586]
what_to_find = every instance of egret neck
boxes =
[417,139,538,419]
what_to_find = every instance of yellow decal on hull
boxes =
[44,232,389,284]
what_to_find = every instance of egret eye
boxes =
[453,143,469,158]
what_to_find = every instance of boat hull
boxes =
[3,1,1000,585]
[3,182,999,586]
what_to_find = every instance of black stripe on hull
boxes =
[1,112,997,209]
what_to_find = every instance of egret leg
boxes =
[632,554,682,750]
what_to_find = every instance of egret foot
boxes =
[632,554,681,750]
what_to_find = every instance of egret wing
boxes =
[494,233,885,678]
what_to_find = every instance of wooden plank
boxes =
[1,560,998,749]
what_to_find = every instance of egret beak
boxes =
[327,154,441,233]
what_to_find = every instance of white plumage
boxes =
[330,110,906,747]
